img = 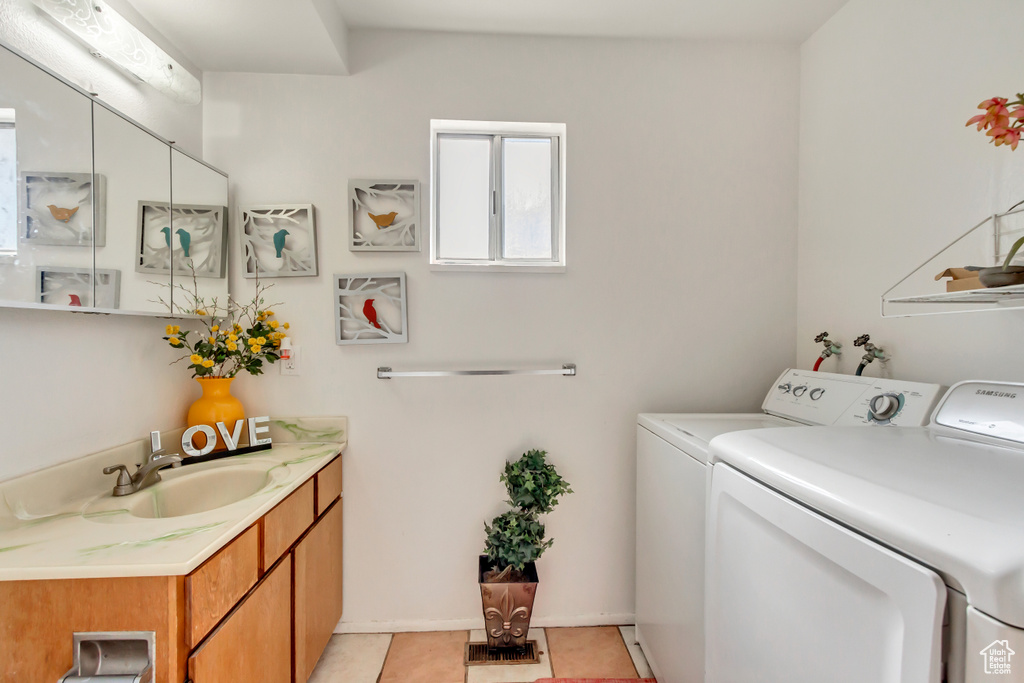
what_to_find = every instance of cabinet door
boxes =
[294,499,343,682]
[188,555,292,683]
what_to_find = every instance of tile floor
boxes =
[309,625,655,683]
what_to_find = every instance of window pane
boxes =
[437,135,491,260]
[502,137,552,260]
[0,110,15,253]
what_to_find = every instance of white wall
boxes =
[798,0,1024,385]
[204,29,799,630]
[0,0,205,480]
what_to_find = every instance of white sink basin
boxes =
[84,460,280,522]
[129,466,270,518]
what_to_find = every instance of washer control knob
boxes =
[778,383,792,394]
[809,387,825,401]
[868,392,904,422]
[792,385,808,397]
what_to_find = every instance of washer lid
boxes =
[710,425,1024,628]
[638,413,793,463]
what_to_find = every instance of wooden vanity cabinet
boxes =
[294,499,344,682]
[188,555,292,683]
[0,454,343,683]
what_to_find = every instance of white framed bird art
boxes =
[135,201,227,278]
[348,179,420,252]
[239,204,318,278]
[334,272,408,345]
[19,171,106,247]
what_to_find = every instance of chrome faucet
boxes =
[103,431,183,496]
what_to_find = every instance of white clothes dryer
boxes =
[636,369,944,683]
[706,380,1024,683]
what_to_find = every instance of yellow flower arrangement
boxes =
[161,280,292,379]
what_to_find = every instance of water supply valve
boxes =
[812,331,842,371]
[853,334,886,376]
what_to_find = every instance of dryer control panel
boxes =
[762,369,944,427]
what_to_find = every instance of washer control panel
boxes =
[762,369,944,427]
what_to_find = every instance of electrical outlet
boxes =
[280,346,301,375]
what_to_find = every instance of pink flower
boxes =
[988,126,1021,151]
[967,97,1010,131]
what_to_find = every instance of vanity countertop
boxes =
[0,417,346,581]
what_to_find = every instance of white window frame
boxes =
[430,119,566,272]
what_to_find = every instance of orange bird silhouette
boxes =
[363,299,382,329]
[47,205,79,222]
[368,211,397,229]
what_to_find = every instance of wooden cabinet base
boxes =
[294,499,344,682]
[0,575,186,683]
[189,555,292,683]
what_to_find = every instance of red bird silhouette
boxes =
[362,298,382,329]
[68,294,82,306]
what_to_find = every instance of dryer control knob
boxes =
[868,393,904,422]
[809,388,825,401]
[778,383,792,393]
[792,385,808,397]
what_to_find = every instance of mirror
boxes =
[94,105,170,314]
[168,150,230,314]
[0,42,97,309]
[0,41,229,317]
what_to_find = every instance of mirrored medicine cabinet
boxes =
[0,40,228,318]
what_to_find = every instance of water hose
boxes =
[812,331,841,371]
[853,334,886,376]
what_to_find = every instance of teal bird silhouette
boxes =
[273,229,289,258]
[159,226,171,247]
[176,228,191,257]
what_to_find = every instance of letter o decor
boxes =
[182,424,217,457]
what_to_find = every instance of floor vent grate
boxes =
[464,640,540,666]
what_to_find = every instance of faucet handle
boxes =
[103,464,132,487]
[150,431,162,453]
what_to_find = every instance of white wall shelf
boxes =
[882,205,1024,317]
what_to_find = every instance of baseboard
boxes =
[336,613,636,634]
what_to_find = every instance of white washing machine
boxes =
[706,380,1024,683]
[635,369,944,683]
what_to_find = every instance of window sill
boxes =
[429,261,566,274]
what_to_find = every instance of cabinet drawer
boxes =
[294,499,344,682]
[188,554,292,683]
[316,455,343,517]
[186,524,259,648]
[263,478,314,569]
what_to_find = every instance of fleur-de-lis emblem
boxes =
[483,586,531,645]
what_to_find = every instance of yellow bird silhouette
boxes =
[368,211,397,229]
[47,205,79,222]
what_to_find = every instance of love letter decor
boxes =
[180,416,273,460]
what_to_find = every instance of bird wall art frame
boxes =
[348,180,420,252]
[135,201,228,278]
[239,204,318,278]
[334,272,408,345]
[19,171,106,247]
[36,266,120,309]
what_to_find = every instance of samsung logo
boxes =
[976,389,1018,399]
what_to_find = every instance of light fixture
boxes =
[31,0,201,105]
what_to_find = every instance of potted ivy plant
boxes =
[480,449,572,649]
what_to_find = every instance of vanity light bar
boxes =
[377,364,577,379]
[32,0,201,105]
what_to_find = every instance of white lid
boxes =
[710,424,1024,627]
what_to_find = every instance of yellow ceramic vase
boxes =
[187,377,245,451]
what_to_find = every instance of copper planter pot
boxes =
[479,555,538,648]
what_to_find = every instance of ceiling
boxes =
[126,0,851,75]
